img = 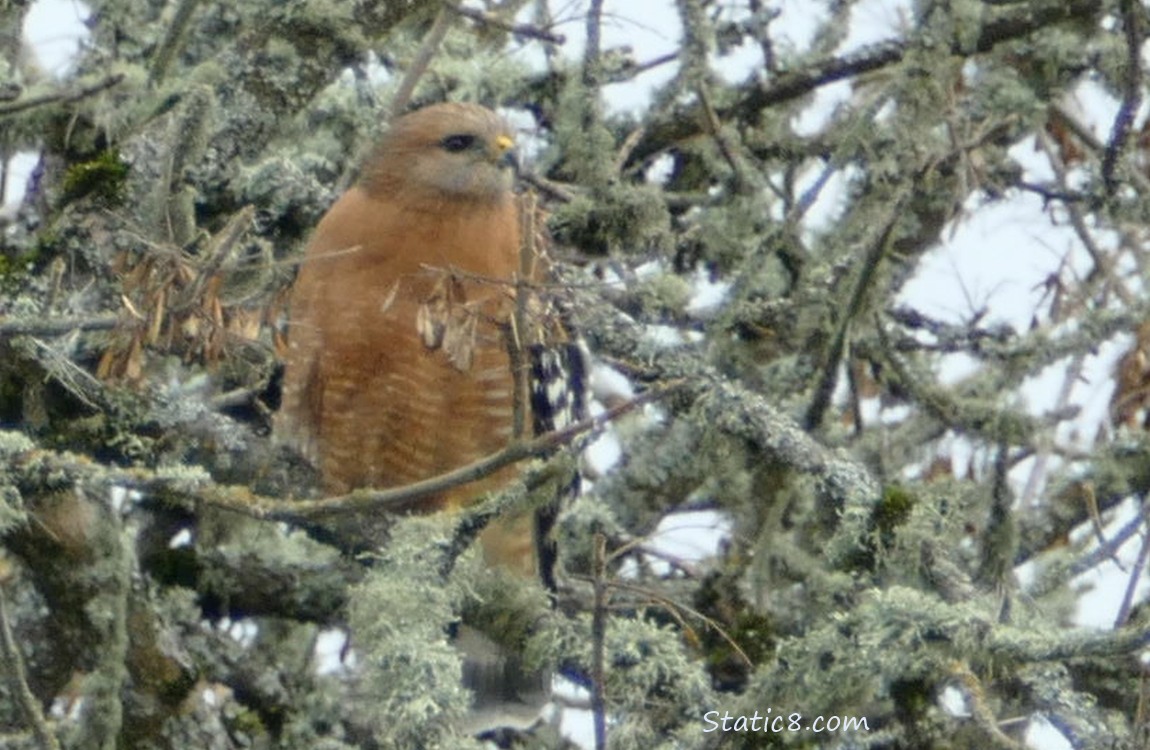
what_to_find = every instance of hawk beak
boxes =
[494,135,519,174]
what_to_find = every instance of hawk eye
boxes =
[441,134,477,152]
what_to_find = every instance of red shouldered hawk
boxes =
[276,102,568,577]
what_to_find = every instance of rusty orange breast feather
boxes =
[281,182,523,494]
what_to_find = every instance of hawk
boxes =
[276,102,579,577]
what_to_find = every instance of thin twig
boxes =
[389,7,452,118]
[171,205,255,312]
[583,0,605,90]
[445,1,565,44]
[1115,514,1150,627]
[1102,0,1144,193]
[697,83,748,190]
[509,192,539,439]
[285,386,672,517]
[0,313,119,338]
[630,51,678,77]
[948,661,1027,750]
[188,383,680,522]
[0,586,60,750]
[149,0,203,85]
[590,532,609,750]
[1036,129,1134,305]
[0,74,126,117]
[613,125,647,175]
[624,1,1103,168]
[597,576,754,669]
[521,172,577,203]
[804,188,908,429]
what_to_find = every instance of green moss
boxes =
[60,149,131,206]
[875,484,917,534]
[0,243,41,280]
[226,707,267,738]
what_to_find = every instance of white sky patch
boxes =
[502,106,546,164]
[1071,497,1146,629]
[3,1,89,214]
[633,258,664,279]
[211,617,259,648]
[712,37,763,87]
[615,510,729,580]
[24,0,89,78]
[947,434,977,481]
[791,80,853,137]
[1,152,39,220]
[583,419,621,476]
[555,677,595,748]
[200,684,221,707]
[686,265,730,315]
[520,1,681,117]
[1024,714,1074,750]
[1066,337,1128,448]
[879,402,912,426]
[642,323,691,347]
[938,685,970,717]
[589,363,634,401]
[314,628,354,675]
[644,152,674,185]
[168,528,193,549]
[933,352,980,387]
[1065,79,1122,143]
[643,510,731,574]
[857,395,883,425]
[1014,557,1039,591]
[751,0,828,57]
[796,163,854,239]
[898,193,1085,330]
[841,0,912,52]
[109,485,129,513]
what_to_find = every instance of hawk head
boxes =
[364,102,519,204]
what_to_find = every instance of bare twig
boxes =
[1050,496,1146,589]
[630,51,678,77]
[0,313,119,338]
[521,172,577,203]
[0,586,60,750]
[595,576,754,669]
[1102,0,1144,193]
[0,74,126,117]
[171,205,256,312]
[948,661,1026,750]
[583,0,605,90]
[149,0,203,85]
[445,1,565,44]
[274,383,676,519]
[697,84,748,190]
[613,124,647,175]
[1115,514,1150,627]
[590,533,609,750]
[804,187,908,429]
[625,0,1104,168]
[389,7,453,118]
[1036,129,1134,305]
[508,191,539,439]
